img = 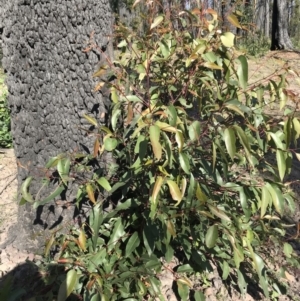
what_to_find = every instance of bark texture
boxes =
[271,0,294,50]
[1,0,112,251]
[255,0,270,37]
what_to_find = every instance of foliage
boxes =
[21,2,300,300]
[237,31,271,57]
[0,73,12,148]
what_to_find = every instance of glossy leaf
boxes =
[266,183,284,215]
[155,120,177,133]
[194,291,206,301]
[188,121,201,141]
[78,228,87,251]
[177,281,189,301]
[86,183,96,204]
[108,218,125,251]
[97,177,112,192]
[224,128,236,160]
[57,269,78,301]
[167,105,177,127]
[91,204,103,251]
[151,176,164,205]
[150,15,164,30]
[21,177,34,203]
[104,137,118,151]
[227,13,243,29]
[221,32,235,47]
[166,219,176,237]
[149,125,162,160]
[33,185,65,208]
[237,55,248,90]
[205,224,218,248]
[167,180,182,203]
[125,232,140,256]
[208,204,231,222]
[237,270,247,297]
[83,114,98,127]
[261,186,270,218]
[175,130,184,152]
[283,243,293,258]
[276,149,286,181]
[179,152,190,174]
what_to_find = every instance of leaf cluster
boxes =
[19,2,300,300]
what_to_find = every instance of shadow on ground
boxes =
[0,261,80,301]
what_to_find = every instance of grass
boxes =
[0,66,12,148]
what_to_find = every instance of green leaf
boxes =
[167,105,177,127]
[233,125,250,152]
[97,177,112,192]
[21,177,34,203]
[90,204,103,251]
[261,186,271,218]
[205,224,218,248]
[108,218,125,251]
[111,108,121,131]
[104,137,118,151]
[187,173,196,203]
[155,120,177,133]
[276,149,286,181]
[283,243,293,258]
[269,132,284,150]
[167,180,182,203]
[151,176,164,204]
[175,130,184,152]
[149,125,162,160]
[45,156,60,168]
[34,185,65,208]
[208,204,231,222]
[57,269,78,301]
[150,15,164,30]
[143,225,155,256]
[227,13,243,29]
[233,243,244,268]
[125,232,140,257]
[237,269,247,297]
[221,32,235,48]
[188,121,201,141]
[177,264,194,273]
[266,183,284,215]
[222,261,230,280]
[177,281,189,301]
[44,234,55,257]
[57,158,69,185]
[179,152,190,174]
[194,291,206,301]
[86,183,96,204]
[223,128,236,160]
[236,55,248,90]
[83,114,98,127]
[166,219,176,237]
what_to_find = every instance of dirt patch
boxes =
[0,149,34,276]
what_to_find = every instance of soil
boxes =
[1,50,300,300]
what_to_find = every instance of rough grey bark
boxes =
[271,0,294,50]
[1,0,113,252]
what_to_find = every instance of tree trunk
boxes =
[271,0,294,50]
[1,0,113,252]
[255,0,270,36]
[221,1,236,33]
